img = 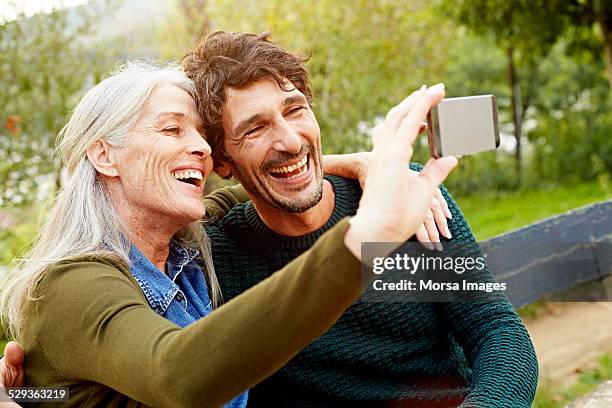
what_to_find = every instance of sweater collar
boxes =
[243,175,360,251]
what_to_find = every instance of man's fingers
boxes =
[431,198,451,239]
[415,225,433,251]
[4,342,24,365]
[434,187,452,219]
[423,210,442,251]
[419,156,458,188]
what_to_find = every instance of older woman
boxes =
[0,61,455,407]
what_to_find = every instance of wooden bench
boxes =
[480,200,612,308]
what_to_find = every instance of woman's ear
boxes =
[86,140,119,177]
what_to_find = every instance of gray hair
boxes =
[1,60,221,340]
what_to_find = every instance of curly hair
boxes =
[181,31,312,161]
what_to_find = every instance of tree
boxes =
[443,0,612,185]
[157,0,211,60]
[441,0,572,185]
[563,0,612,88]
[0,2,112,206]
[159,0,458,155]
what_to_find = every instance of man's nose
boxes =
[271,120,302,154]
[186,129,212,158]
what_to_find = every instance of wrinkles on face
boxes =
[222,80,324,213]
[110,84,210,235]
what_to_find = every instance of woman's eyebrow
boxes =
[154,111,186,122]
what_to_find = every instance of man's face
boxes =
[220,79,324,213]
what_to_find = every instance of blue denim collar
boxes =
[129,242,199,315]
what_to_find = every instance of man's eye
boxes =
[287,107,305,116]
[244,126,263,137]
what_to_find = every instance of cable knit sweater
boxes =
[206,167,538,407]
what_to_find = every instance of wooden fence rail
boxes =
[481,200,612,308]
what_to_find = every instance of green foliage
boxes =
[165,0,458,154]
[441,0,568,68]
[0,214,37,267]
[526,38,611,182]
[455,182,611,240]
[0,2,113,207]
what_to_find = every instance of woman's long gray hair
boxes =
[0,61,221,340]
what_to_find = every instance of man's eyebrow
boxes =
[233,113,264,138]
[283,95,308,106]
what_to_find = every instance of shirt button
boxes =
[176,292,185,302]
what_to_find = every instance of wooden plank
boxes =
[480,200,612,307]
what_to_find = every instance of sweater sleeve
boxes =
[31,218,363,408]
[202,184,250,224]
[433,181,539,408]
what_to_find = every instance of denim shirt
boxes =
[129,243,248,408]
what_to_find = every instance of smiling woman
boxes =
[0,60,457,407]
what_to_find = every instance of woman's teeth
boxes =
[172,170,203,186]
[270,156,308,179]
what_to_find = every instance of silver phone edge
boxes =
[491,95,500,148]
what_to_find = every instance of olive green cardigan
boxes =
[20,186,361,407]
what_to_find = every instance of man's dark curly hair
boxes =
[182,31,313,161]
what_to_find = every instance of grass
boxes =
[533,353,612,408]
[453,182,611,241]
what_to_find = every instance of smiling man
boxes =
[179,31,539,407]
[221,79,326,216]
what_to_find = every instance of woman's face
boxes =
[112,83,213,227]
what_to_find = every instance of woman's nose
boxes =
[186,129,212,158]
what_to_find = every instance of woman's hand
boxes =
[323,152,453,250]
[0,341,24,408]
[344,84,458,259]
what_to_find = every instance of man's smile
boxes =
[269,154,309,180]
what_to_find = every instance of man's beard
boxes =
[231,144,324,214]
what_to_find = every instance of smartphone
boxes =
[427,95,500,158]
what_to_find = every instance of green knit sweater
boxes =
[206,171,538,407]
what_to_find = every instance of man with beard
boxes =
[179,31,538,407]
[0,32,538,407]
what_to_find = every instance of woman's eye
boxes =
[163,126,181,134]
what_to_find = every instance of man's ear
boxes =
[214,149,235,179]
[86,140,119,177]
[214,157,234,179]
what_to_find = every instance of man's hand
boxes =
[323,152,453,250]
[0,341,25,408]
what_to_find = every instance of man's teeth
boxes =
[172,170,203,180]
[271,156,308,174]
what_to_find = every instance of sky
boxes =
[0,0,89,21]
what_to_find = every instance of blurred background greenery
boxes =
[0,0,610,406]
